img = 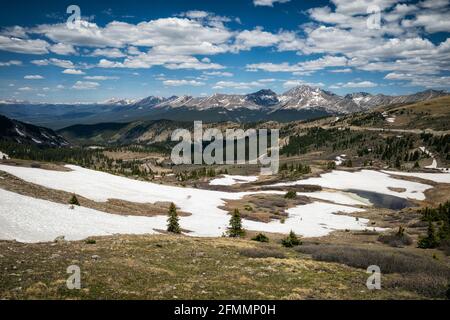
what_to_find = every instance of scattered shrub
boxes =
[284,191,297,199]
[327,162,336,170]
[296,244,450,276]
[378,226,413,247]
[252,233,269,243]
[239,247,285,259]
[385,273,449,298]
[282,231,302,248]
[69,194,80,206]
[85,239,96,245]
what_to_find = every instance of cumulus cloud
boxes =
[0,35,49,54]
[24,75,44,80]
[212,79,274,90]
[247,55,348,74]
[83,76,119,81]
[72,81,99,90]
[0,60,22,67]
[253,0,290,7]
[50,43,77,55]
[203,71,234,77]
[62,69,85,75]
[98,52,225,70]
[90,48,126,58]
[339,81,378,88]
[282,80,325,89]
[31,58,75,69]
[163,79,205,86]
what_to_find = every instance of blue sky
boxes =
[0,0,449,103]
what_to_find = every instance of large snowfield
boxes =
[0,164,448,243]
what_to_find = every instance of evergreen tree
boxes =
[282,231,302,248]
[252,233,269,243]
[284,191,297,199]
[69,194,80,206]
[167,203,181,234]
[228,209,245,237]
[418,221,439,248]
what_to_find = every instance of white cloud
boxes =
[91,48,126,58]
[283,80,325,89]
[62,69,86,75]
[31,58,75,69]
[340,81,378,88]
[98,52,225,70]
[253,0,290,7]
[246,55,348,74]
[0,35,49,54]
[50,43,77,55]
[24,75,44,80]
[0,60,22,67]
[203,71,233,77]
[331,0,398,15]
[329,68,352,73]
[179,10,210,19]
[233,27,282,51]
[212,80,272,90]
[384,72,450,88]
[163,79,205,86]
[402,11,450,33]
[72,81,99,90]
[83,76,119,80]
[18,87,32,91]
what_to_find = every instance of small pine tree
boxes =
[228,209,245,238]
[252,233,269,243]
[69,194,80,206]
[418,221,439,248]
[284,191,297,199]
[282,231,302,248]
[167,203,181,234]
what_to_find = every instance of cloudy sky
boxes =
[0,0,449,103]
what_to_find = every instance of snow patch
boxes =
[382,170,450,184]
[210,175,258,186]
[0,151,9,160]
[0,188,165,243]
[273,170,433,200]
[244,202,379,238]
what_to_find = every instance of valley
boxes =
[0,91,450,299]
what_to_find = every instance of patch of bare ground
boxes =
[220,193,311,223]
[0,171,190,217]
[423,184,450,207]
[388,187,407,193]
[0,159,71,171]
[0,234,433,300]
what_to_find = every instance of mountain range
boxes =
[0,86,447,129]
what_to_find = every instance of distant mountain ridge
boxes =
[0,115,69,146]
[126,86,448,114]
[0,86,447,129]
